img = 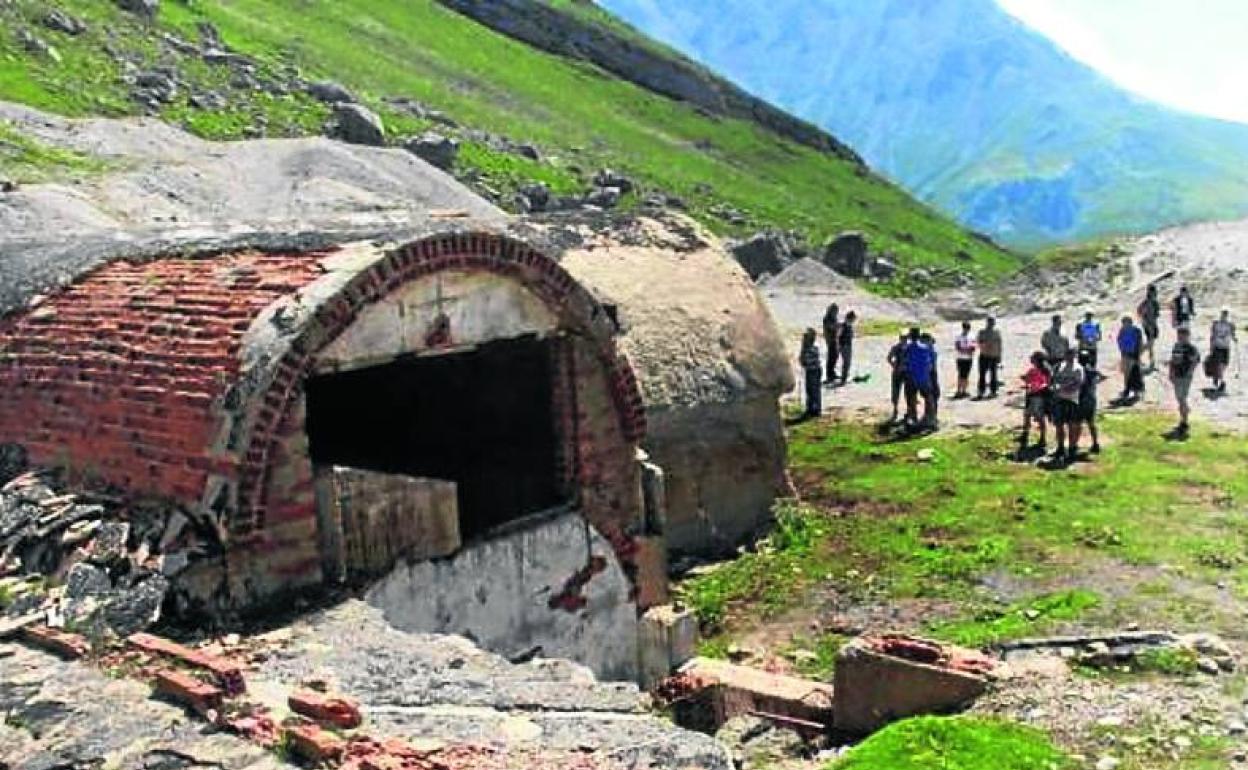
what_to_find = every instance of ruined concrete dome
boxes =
[0,128,790,677]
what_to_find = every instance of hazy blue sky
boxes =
[998,0,1248,124]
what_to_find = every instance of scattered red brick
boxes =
[153,668,224,717]
[284,722,347,763]
[289,689,363,729]
[128,632,246,695]
[869,634,997,675]
[21,625,90,659]
[224,710,282,748]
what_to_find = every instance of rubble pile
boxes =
[0,444,218,640]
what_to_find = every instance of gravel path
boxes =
[767,288,1248,434]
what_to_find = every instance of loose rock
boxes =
[403,131,458,170]
[41,10,87,36]
[331,103,385,146]
[307,80,356,105]
[115,0,159,19]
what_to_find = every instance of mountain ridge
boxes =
[597,0,1248,248]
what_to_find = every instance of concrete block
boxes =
[639,604,698,688]
[680,657,834,728]
[331,468,460,577]
[832,634,995,736]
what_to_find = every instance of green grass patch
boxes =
[0,119,107,182]
[682,414,1248,644]
[928,589,1100,648]
[857,318,915,338]
[784,631,847,680]
[830,716,1073,770]
[0,0,1019,292]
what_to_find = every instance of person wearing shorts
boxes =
[1020,351,1051,451]
[954,321,976,399]
[1051,348,1086,463]
[1169,326,1201,436]
[1209,308,1237,393]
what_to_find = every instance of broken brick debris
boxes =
[225,712,282,747]
[284,722,348,763]
[869,634,998,676]
[20,624,90,658]
[289,688,364,729]
[677,657,835,730]
[128,631,246,695]
[833,634,993,736]
[153,667,225,717]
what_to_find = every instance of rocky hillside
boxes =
[600,0,1248,249]
[0,0,1018,294]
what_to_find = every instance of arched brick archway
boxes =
[224,230,647,537]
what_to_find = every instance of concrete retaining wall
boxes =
[365,510,640,682]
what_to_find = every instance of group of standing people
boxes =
[799,304,859,418]
[798,285,1238,448]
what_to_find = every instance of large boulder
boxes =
[821,231,869,277]
[730,231,791,280]
[332,103,385,146]
[404,132,459,171]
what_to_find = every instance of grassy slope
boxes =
[0,0,1018,292]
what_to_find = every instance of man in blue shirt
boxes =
[1076,312,1102,369]
[1116,316,1145,404]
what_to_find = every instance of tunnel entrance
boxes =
[306,335,567,540]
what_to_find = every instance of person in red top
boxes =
[1020,351,1051,452]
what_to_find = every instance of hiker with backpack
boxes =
[1169,326,1202,436]
[954,321,976,399]
[976,316,1003,399]
[1208,308,1237,394]
[1116,316,1145,404]
[1020,351,1051,452]
[1051,348,1086,464]
[799,328,823,419]
[1137,285,1162,369]
[1077,350,1102,456]
[1076,311,1102,370]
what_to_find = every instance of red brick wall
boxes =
[0,252,326,501]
